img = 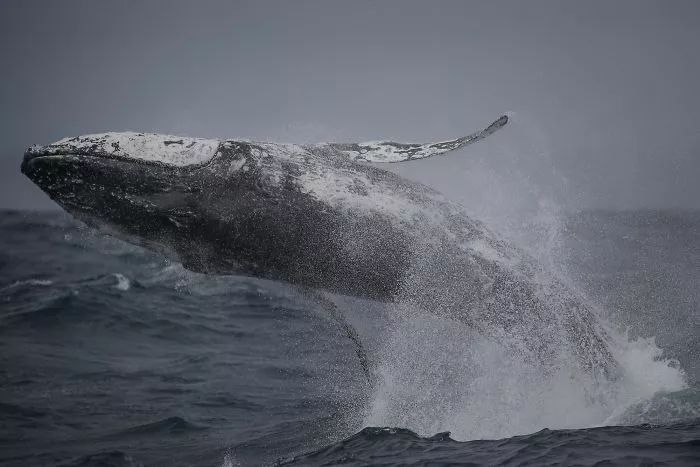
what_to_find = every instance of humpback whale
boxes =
[21,115,617,378]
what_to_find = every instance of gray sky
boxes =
[2,0,699,211]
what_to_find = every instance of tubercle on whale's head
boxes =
[22,132,221,171]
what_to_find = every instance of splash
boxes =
[361,114,690,440]
[361,278,688,441]
[220,452,242,467]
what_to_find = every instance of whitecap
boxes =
[113,273,131,291]
[2,279,53,290]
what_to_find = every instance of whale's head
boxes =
[21,132,238,264]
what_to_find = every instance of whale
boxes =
[20,115,617,378]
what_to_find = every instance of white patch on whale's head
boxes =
[26,132,220,167]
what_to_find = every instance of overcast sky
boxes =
[1,0,699,211]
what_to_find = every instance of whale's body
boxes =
[21,116,617,377]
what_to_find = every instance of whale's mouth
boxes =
[21,146,107,190]
[21,150,123,218]
[21,149,80,188]
[21,146,71,171]
[21,146,203,172]
[20,145,198,260]
[21,144,161,213]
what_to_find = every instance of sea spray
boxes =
[362,115,689,440]
[363,310,688,440]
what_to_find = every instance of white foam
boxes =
[2,279,53,290]
[220,451,241,467]
[362,312,688,441]
[601,334,689,426]
[113,273,131,291]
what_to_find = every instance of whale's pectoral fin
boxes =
[322,115,508,163]
[300,288,373,382]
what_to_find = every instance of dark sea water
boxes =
[1,209,698,466]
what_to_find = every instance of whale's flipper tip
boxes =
[483,114,509,136]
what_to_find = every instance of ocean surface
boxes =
[1,209,698,466]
